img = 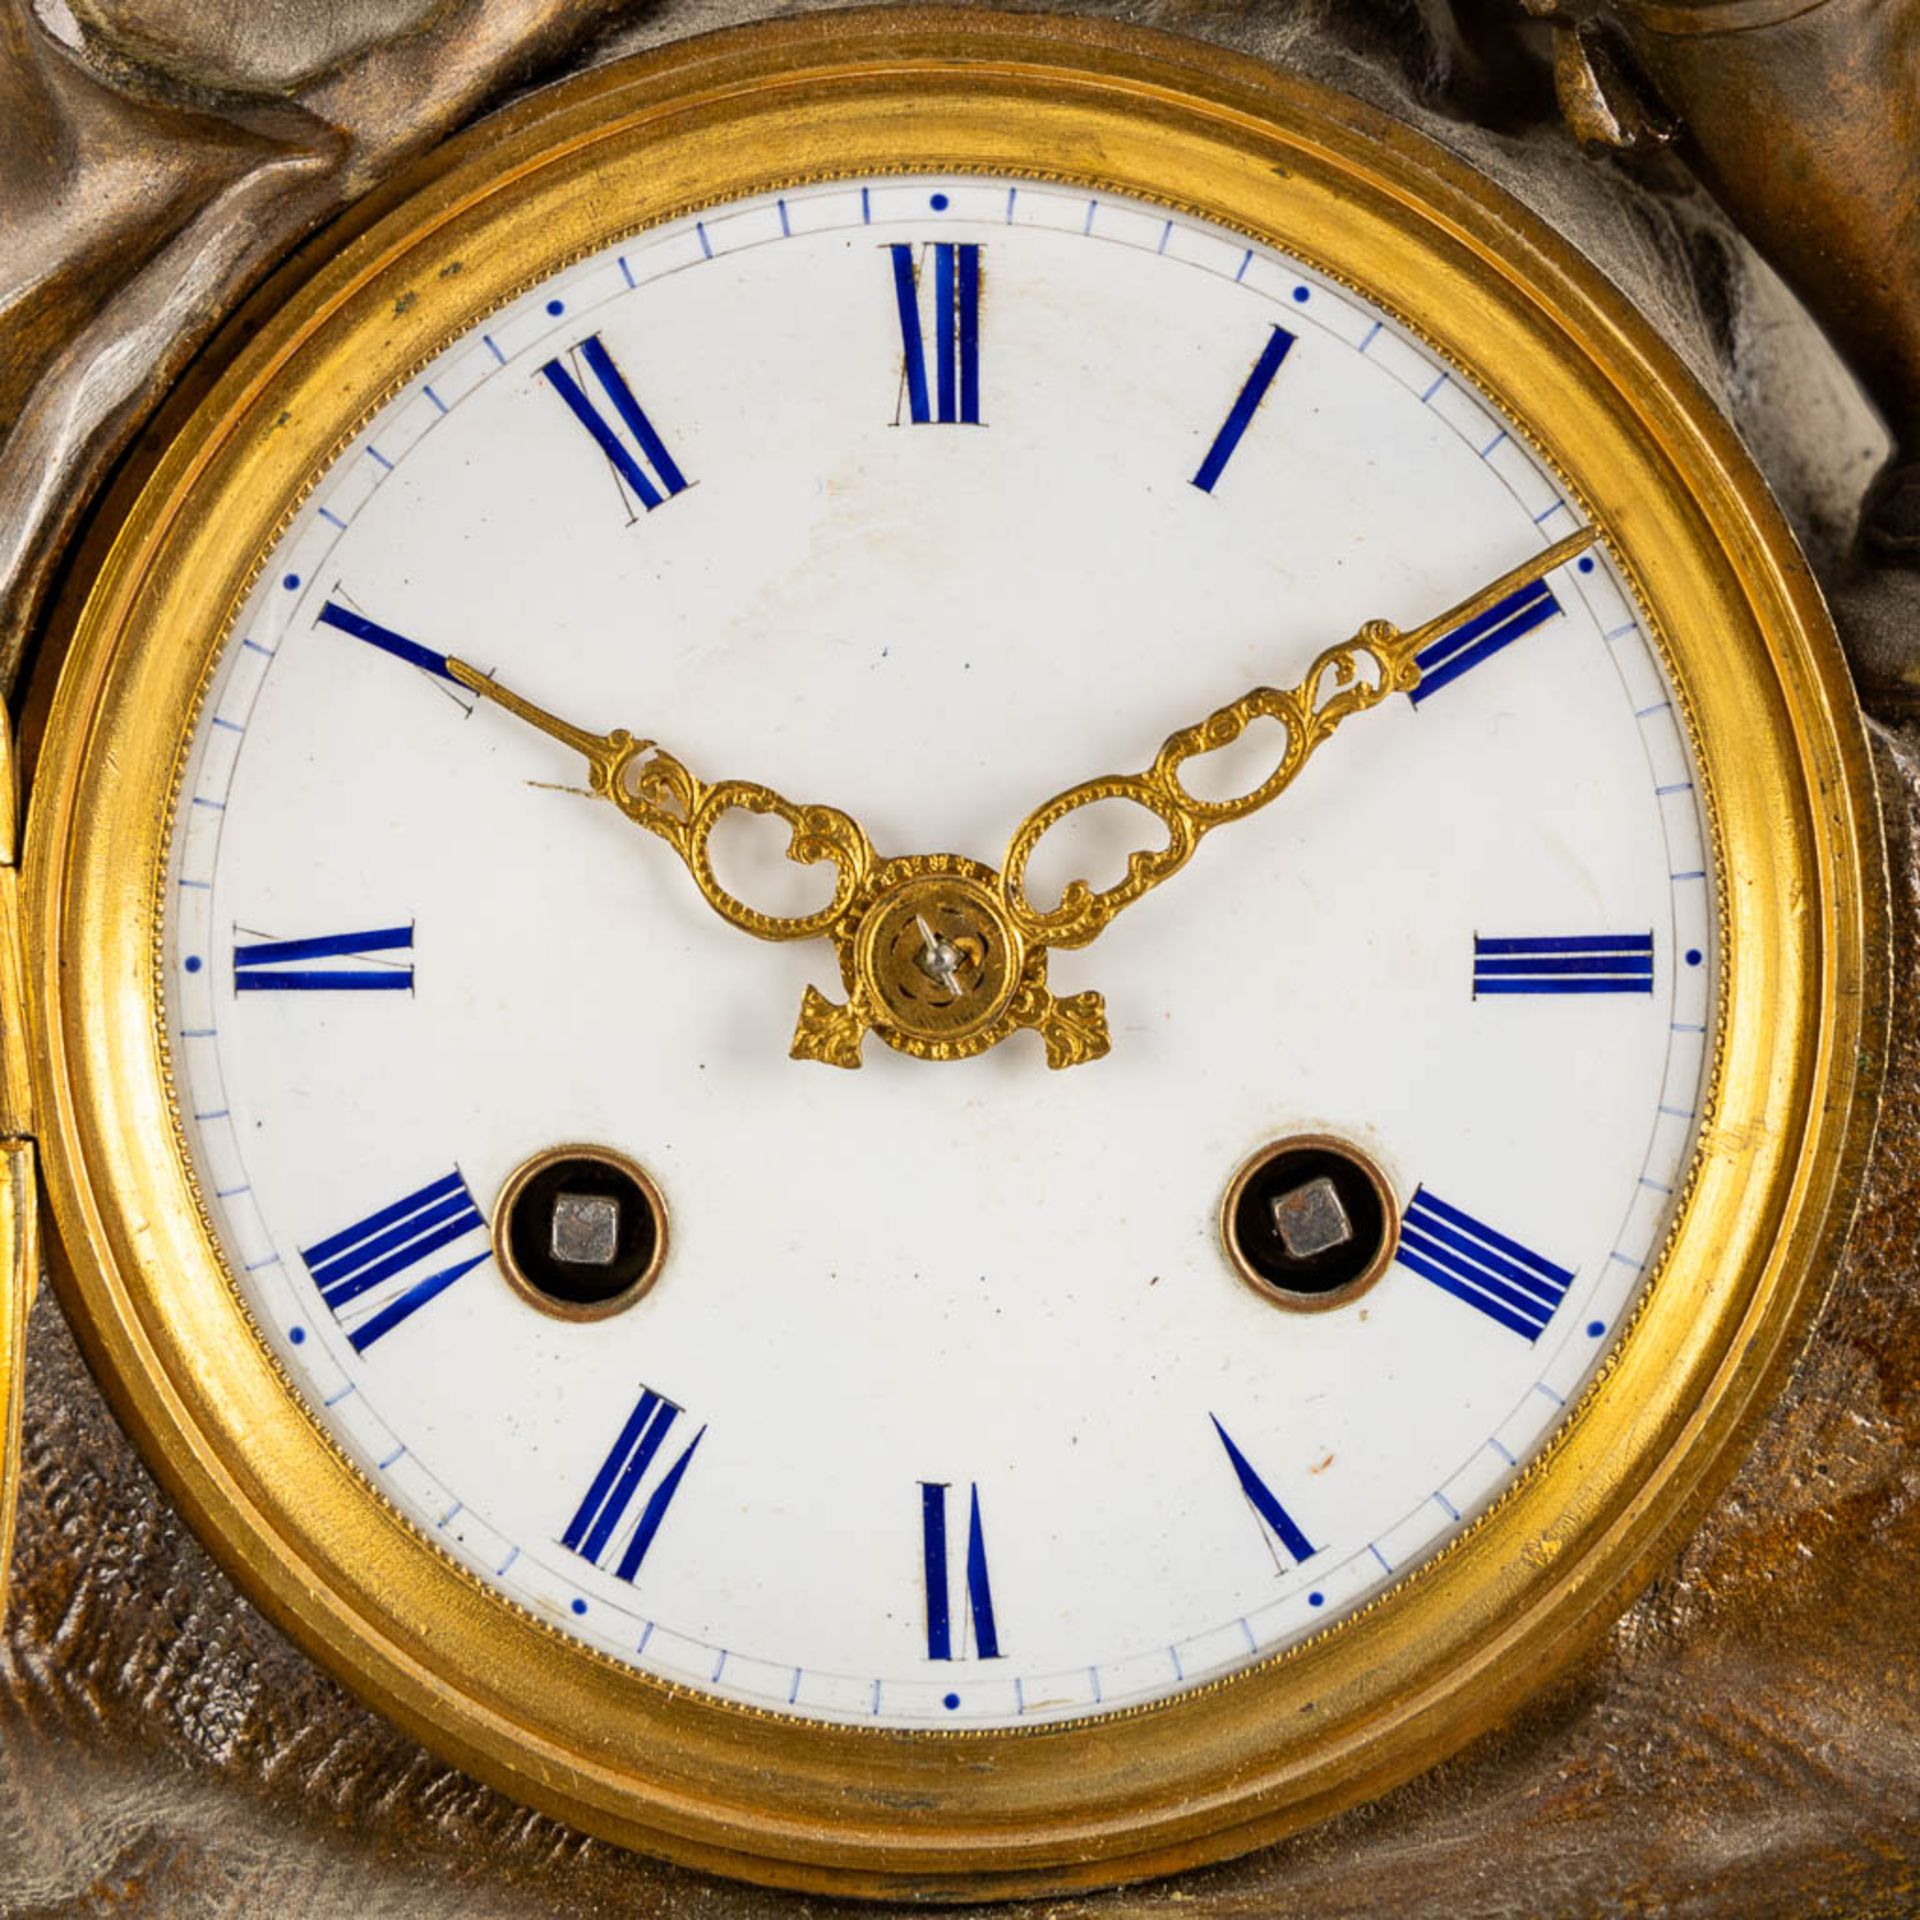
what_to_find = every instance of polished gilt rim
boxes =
[21,9,1885,1899]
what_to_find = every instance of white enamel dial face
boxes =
[165,175,1717,1729]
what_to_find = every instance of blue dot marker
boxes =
[184,955,203,974]
[1308,1591,1325,1608]
[1578,556,1596,574]
[289,1326,306,1345]
[1291,285,1310,303]
[1587,1320,1606,1337]
[930,192,950,211]
[546,298,565,316]
[571,1597,588,1616]
[943,1691,960,1710]
[1686,948,1703,967]
[282,573,300,590]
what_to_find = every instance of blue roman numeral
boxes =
[890,244,981,425]
[1192,326,1296,493]
[1211,1416,1315,1566]
[1395,1188,1574,1340]
[317,602,454,680]
[563,1387,704,1583]
[234,925,414,992]
[1474,933,1654,996]
[1409,575,1561,704]
[539,335,690,511]
[921,1481,1000,1660]
[300,1169,490,1352]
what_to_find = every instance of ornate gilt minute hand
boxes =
[447,528,1594,1072]
[444,660,876,943]
[998,526,1598,951]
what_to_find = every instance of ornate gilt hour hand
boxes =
[443,660,876,943]
[997,527,1599,951]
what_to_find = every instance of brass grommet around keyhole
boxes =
[1221,1135,1399,1312]
[493,1143,668,1321]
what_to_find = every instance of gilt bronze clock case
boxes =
[8,10,1885,1899]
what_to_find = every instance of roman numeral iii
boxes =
[234,924,414,992]
[921,1481,1001,1660]
[890,244,981,425]
[563,1387,705,1583]
[539,334,690,512]
[1473,933,1654,996]
[1394,1188,1574,1340]
[299,1168,490,1352]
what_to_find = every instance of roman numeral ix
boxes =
[234,924,414,992]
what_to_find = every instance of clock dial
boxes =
[163,174,1715,1728]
